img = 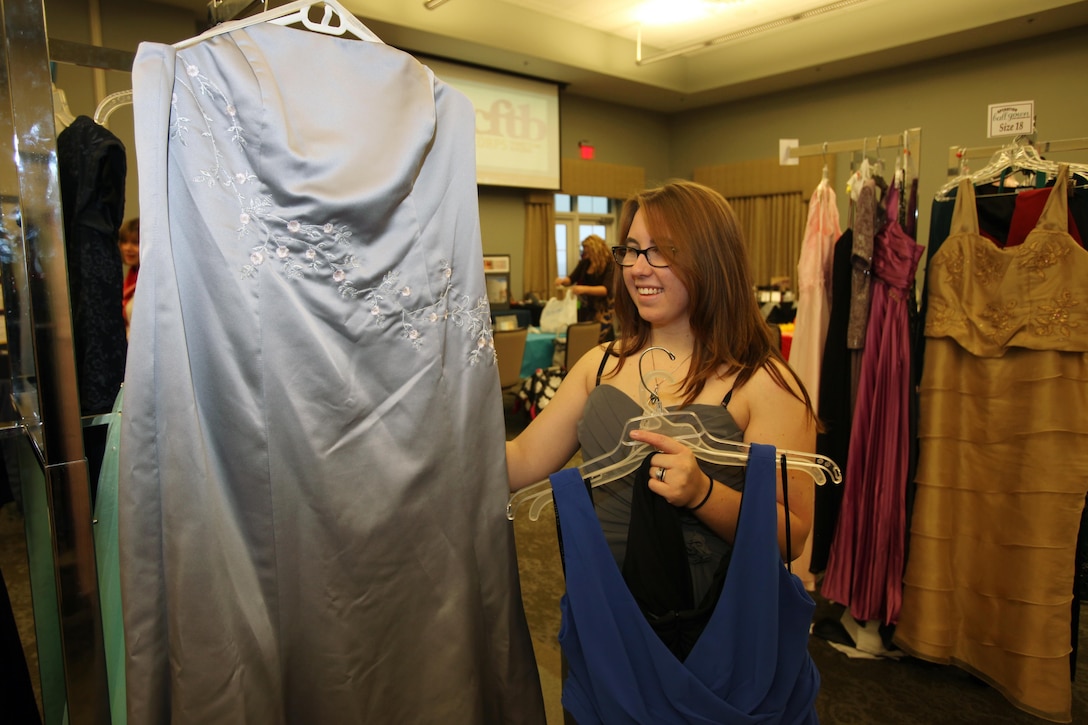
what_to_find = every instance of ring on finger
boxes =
[656,466,666,482]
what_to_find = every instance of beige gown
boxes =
[895,167,1088,723]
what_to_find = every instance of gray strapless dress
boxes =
[120,24,543,724]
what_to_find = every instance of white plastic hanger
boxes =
[53,84,76,131]
[506,347,842,521]
[175,0,383,50]
[899,128,914,188]
[872,135,886,179]
[104,3,380,125]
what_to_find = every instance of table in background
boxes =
[521,332,559,378]
[511,301,545,328]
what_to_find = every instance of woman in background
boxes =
[556,233,615,342]
[119,218,139,337]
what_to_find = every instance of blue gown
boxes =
[121,19,543,724]
[552,443,820,724]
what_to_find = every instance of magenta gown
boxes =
[821,181,924,624]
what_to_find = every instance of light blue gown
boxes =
[120,21,543,724]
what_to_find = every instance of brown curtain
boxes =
[522,160,645,299]
[522,191,556,299]
[695,156,830,295]
[728,193,807,293]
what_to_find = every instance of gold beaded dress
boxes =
[895,168,1088,723]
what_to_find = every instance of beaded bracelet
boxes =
[688,476,715,511]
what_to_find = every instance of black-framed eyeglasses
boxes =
[611,245,669,268]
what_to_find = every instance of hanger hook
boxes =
[638,346,675,409]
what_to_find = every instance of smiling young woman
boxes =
[504,179,823,721]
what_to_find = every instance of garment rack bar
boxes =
[788,127,921,159]
[47,38,135,71]
[208,0,266,24]
[947,137,1088,176]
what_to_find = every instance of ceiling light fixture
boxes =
[423,0,453,9]
[636,0,872,65]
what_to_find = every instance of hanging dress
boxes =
[120,24,544,724]
[894,168,1088,723]
[93,390,126,724]
[56,115,128,415]
[552,443,820,724]
[821,181,924,624]
[810,227,854,573]
[789,178,842,409]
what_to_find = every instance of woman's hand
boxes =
[628,429,711,509]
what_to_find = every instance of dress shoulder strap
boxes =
[950,177,980,236]
[594,340,618,387]
[1035,165,1071,233]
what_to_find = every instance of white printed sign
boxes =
[988,101,1034,138]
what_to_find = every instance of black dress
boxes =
[56,115,128,416]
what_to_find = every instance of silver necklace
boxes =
[649,348,693,404]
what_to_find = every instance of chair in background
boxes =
[492,308,531,331]
[493,327,529,393]
[564,321,601,369]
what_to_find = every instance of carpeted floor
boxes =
[1,500,43,718]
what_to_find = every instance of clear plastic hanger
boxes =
[53,84,76,130]
[93,89,133,127]
[506,347,842,521]
[175,0,383,50]
[872,135,885,179]
[894,129,912,191]
[847,138,873,201]
[101,3,380,123]
[934,135,1087,200]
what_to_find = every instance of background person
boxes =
[119,217,139,337]
[556,233,615,342]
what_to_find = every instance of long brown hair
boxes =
[580,234,612,276]
[119,217,140,244]
[610,180,816,419]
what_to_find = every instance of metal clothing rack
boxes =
[0,2,130,723]
[208,0,270,24]
[788,126,922,167]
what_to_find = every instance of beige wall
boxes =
[478,187,528,299]
[559,94,672,185]
[494,26,1088,296]
[668,25,1088,257]
[41,2,1088,299]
